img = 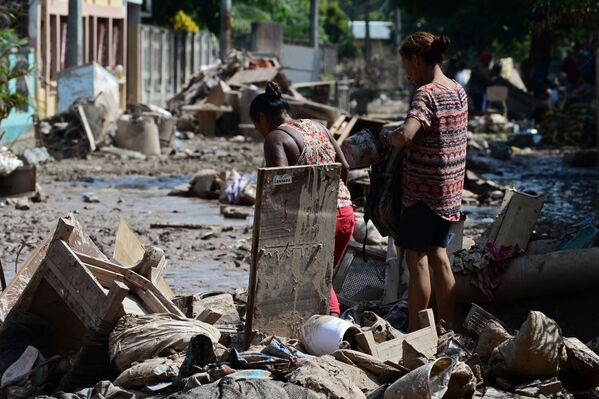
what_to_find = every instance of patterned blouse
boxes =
[281,119,353,209]
[403,81,468,221]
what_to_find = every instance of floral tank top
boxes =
[281,119,353,208]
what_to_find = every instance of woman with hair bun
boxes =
[384,32,468,331]
[249,81,355,317]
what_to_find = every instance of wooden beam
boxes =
[52,217,75,242]
[76,105,97,152]
[75,251,184,317]
[99,281,129,325]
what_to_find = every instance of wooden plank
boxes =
[329,114,348,137]
[113,219,174,299]
[113,218,145,267]
[76,105,97,152]
[99,281,128,324]
[45,241,109,330]
[134,287,169,313]
[84,263,127,288]
[227,67,280,87]
[245,164,340,345]
[52,217,75,242]
[76,252,183,316]
[43,265,101,331]
[488,189,544,253]
[336,116,358,145]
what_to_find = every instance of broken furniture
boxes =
[0,214,108,323]
[245,164,341,346]
[355,309,438,364]
[36,96,115,159]
[330,114,389,145]
[0,216,182,389]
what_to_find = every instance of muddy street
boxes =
[1,136,263,294]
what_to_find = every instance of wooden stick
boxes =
[0,259,6,291]
[150,223,212,230]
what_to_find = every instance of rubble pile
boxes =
[0,212,596,399]
[35,96,116,159]
[166,50,338,138]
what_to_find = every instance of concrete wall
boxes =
[139,25,218,107]
[280,43,338,84]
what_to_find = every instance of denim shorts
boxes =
[396,202,451,252]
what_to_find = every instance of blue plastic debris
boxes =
[560,219,599,250]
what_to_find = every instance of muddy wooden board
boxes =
[245,164,340,345]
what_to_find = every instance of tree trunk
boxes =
[309,0,318,49]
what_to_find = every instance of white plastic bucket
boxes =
[300,315,360,356]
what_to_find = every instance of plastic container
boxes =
[300,315,361,356]
[115,114,161,156]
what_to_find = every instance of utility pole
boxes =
[309,0,318,49]
[66,0,82,68]
[364,0,371,61]
[395,8,404,89]
[219,0,232,61]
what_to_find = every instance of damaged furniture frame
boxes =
[355,309,438,363]
[0,217,183,389]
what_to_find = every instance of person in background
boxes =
[250,81,355,317]
[383,32,468,331]
[468,51,492,114]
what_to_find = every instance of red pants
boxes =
[330,205,355,315]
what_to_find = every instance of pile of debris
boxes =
[0,198,598,398]
[0,147,47,207]
[35,95,116,159]
[166,50,338,138]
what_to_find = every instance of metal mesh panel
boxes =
[338,252,386,305]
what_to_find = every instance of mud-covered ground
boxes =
[0,136,263,294]
[1,133,597,297]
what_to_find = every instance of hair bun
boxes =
[265,81,282,99]
[430,35,452,54]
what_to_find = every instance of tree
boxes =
[0,3,28,132]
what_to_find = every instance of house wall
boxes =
[31,0,127,117]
